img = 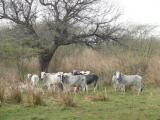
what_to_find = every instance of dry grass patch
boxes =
[56,93,77,107]
[0,81,5,102]
[85,91,109,102]
[32,88,44,105]
[147,56,160,86]
[8,85,22,104]
[26,87,44,106]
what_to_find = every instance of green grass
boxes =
[1,87,160,120]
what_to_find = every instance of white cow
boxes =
[115,71,143,95]
[41,72,63,91]
[62,74,88,93]
[27,73,39,87]
[112,74,124,92]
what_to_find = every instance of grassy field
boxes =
[1,41,160,120]
[1,86,160,120]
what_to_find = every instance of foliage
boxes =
[0,41,40,80]
[56,93,77,107]
[0,41,40,60]
[7,85,22,104]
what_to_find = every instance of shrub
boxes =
[9,85,22,103]
[57,93,76,107]
[26,87,44,106]
[0,41,40,81]
[32,88,44,105]
[146,56,160,86]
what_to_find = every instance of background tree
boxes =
[0,0,122,72]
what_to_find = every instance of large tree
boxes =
[0,0,121,72]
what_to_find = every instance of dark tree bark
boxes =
[39,45,58,72]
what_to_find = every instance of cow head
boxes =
[115,71,122,81]
[41,72,46,79]
[27,73,32,79]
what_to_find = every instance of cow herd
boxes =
[26,70,98,94]
[24,70,143,95]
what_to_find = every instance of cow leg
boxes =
[113,84,117,92]
[137,86,142,96]
[94,83,98,92]
[85,85,88,94]
[121,85,125,93]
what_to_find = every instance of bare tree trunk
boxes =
[39,45,58,72]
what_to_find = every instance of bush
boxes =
[26,88,44,106]
[32,88,44,105]
[146,56,160,86]
[9,85,22,104]
[0,41,40,81]
[57,93,76,107]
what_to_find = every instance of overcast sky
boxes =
[1,0,160,25]
[1,0,160,32]
[116,0,160,26]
